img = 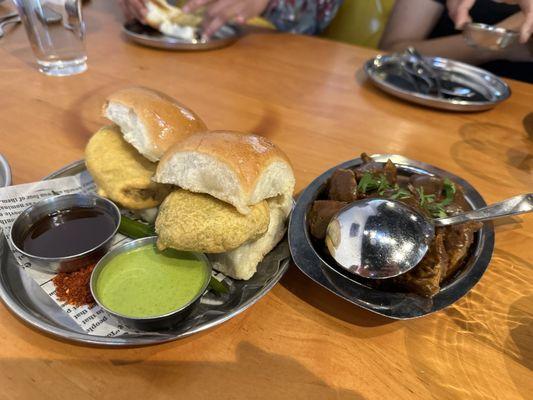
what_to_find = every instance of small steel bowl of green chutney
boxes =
[90,236,212,331]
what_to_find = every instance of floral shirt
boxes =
[263,0,342,35]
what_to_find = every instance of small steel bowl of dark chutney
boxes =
[10,194,121,273]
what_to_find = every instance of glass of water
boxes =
[12,0,87,76]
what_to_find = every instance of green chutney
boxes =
[95,244,209,318]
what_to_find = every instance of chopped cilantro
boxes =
[390,187,411,200]
[355,168,457,219]
[440,178,456,206]
[357,172,375,193]
[357,171,412,200]
[416,178,456,218]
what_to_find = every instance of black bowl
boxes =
[288,154,495,319]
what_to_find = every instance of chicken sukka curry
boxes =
[308,153,482,298]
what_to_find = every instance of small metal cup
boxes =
[90,237,212,331]
[463,22,519,50]
[9,194,120,273]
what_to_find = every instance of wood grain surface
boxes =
[0,1,532,399]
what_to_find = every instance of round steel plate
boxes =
[0,160,290,346]
[122,21,241,51]
[289,154,495,319]
[364,55,510,111]
[0,154,11,187]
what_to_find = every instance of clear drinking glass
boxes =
[12,0,87,76]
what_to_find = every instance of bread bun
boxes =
[103,87,207,162]
[208,195,292,280]
[155,131,296,214]
[145,0,202,38]
[155,189,270,253]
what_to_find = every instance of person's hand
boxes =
[447,0,533,43]
[497,12,533,60]
[183,0,271,38]
[119,0,148,23]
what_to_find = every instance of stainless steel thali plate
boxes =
[0,160,290,346]
[364,54,510,111]
[122,21,242,51]
[288,154,495,319]
[0,154,11,187]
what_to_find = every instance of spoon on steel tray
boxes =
[325,193,533,279]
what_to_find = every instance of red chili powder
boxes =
[53,264,96,307]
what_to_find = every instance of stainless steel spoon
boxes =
[400,48,476,99]
[325,193,533,279]
[0,16,20,38]
[404,47,443,98]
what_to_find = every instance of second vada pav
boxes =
[154,130,295,280]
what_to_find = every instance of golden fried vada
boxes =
[85,125,171,210]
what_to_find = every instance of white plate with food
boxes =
[0,87,295,346]
[122,0,242,51]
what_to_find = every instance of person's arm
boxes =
[262,0,342,35]
[184,0,271,37]
[185,0,342,36]
[447,0,533,42]
[379,0,532,64]
[119,0,341,37]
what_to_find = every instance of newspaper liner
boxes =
[0,171,227,337]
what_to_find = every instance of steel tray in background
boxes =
[288,154,495,319]
[0,154,11,187]
[364,54,510,111]
[122,21,242,51]
[0,160,290,346]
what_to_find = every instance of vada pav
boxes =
[86,87,207,212]
[154,131,295,280]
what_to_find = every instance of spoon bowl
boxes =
[325,199,434,279]
[326,194,532,279]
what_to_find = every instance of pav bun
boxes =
[103,87,207,162]
[155,131,295,214]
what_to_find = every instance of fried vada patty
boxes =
[155,190,270,253]
[85,125,171,210]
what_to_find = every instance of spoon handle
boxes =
[434,193,533,227]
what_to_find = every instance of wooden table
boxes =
[1,1,532,399]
